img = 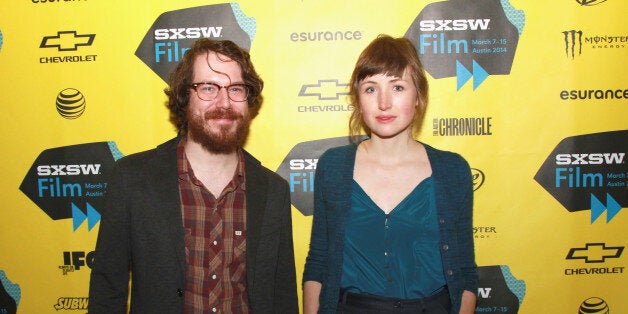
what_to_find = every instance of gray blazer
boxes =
[88,137,298,313]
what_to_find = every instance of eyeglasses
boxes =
[190,82,250,102]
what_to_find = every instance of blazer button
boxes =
[442,244,449,251]
[177,288,184,297]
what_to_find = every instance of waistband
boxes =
[338,287,449,310]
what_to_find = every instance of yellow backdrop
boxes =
[1,1,625,313]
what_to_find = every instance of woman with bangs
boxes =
[302,35,478,314]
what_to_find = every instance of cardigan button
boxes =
[439,218,445,224]
[442,244,449,251]
[177,288,184,297]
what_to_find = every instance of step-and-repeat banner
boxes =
[1,1,625,313]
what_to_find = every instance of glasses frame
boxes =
[189,82,251,102]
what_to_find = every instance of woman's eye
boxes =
[393,85,404,91]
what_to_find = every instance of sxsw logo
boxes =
[40,31,95,51]
[534,130,627,224]
[567,243,624,263]
[299,79,348,100]
[478,287,492,299]
[19,142,123,231]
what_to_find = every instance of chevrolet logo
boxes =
[40,31,95,51]
[299,79,348,100]
[566,243,624,263]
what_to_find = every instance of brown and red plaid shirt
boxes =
[177,139,249,313]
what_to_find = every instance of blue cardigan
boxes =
[303,143,478,314]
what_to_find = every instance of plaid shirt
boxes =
[177,139,249,313]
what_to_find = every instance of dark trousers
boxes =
[337,287,451,314]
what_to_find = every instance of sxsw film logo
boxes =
[0,270,21,314]
[136,3,256,83]
[534,130,626,224]
[39,31,97,64]
[404,0,525,90]
[59,251,94,275]
[475,265,526,313]
[276,136,360,216]
[19,142,123,231]
[297,79,353,113]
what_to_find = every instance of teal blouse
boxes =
[340,177,446,299]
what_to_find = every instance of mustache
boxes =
[204,109,243,120]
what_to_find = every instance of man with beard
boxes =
[88,39,298,314]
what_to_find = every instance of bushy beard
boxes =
[187,108,250,154]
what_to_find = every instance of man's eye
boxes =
[200,84,216,92]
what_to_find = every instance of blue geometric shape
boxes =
[231,3,256,43]
[590,194,606,224]
[473,60,489,90]
[72,203,87,231]
[606,193,621,223]
[456,60,472,91]
[86,202,101,231]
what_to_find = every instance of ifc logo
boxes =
[578,297,609,314]
[56,88,86,119]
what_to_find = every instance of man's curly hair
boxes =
[164,39,264,134]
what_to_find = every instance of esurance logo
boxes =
[19,142,123,231]
[534,130,626,224]
[136,3,256,83]
[39,31,97,64]
[297,79,353,113]
[405,0,525,90]
[475,265,526,313]
[276,137,359,216]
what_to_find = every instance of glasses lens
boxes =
[227,84,249,102]
[194,83,218,101]
[192,83,249,102]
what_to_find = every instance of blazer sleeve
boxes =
[88,162,131,313]
[454,156,479,293]
[302,150,331,284]
[274,180,299,313]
